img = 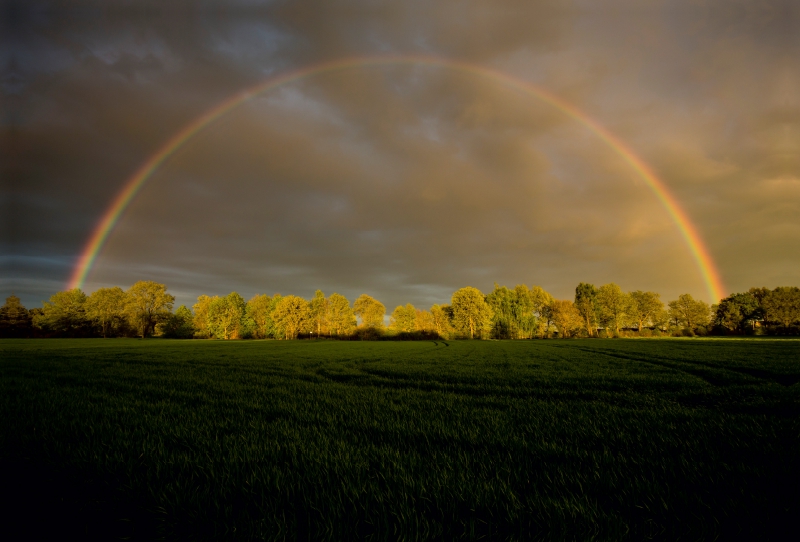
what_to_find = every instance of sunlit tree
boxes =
[390,304,417,333]
[415,309,435,333]
[85,286,127,338]
[486,284,519,339]
[430,304,453,339]
[451,287,493,339]
[34,288,89,336]
[596,283,632,336]
[208,292,246,339]
[310,290,329,337]
[667,293,711,333]
[353,294,385,329]
[628,290,663,332]
[574,283,598,337]
[246,294,279,339]
[272,295,311,339]
[550,299,582,338]
[192,295,215,338]
[327,293,356,336]
[126,281,174,338]
[530,286,554,338]
[513,285,536,339]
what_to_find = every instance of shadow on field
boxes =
[0,457,158,541]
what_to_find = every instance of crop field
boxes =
[2,338,799,541]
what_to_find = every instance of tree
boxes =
[353,294,385,329]
[310,290,329,337]
[0,295,32,337]
[596,283,632,335]
[126,281,174,338]
[192,295,215,338]
[85,287,127,338]
[415,309,435,333]
[513,285,536,339]
[390,304,417,333]
[574,283,598,337]
[715,292,759,333]
[628,291,663,332]
[668,293,711,332]
[529,286,554,338]
[486,283,518,339]
[272,295,311,339]
[550,299,582,338]
[430,304,454,339]
[451,287,493,339]
[762,287,800,332]
[327,293,356,336]
[160,305,195,338]
[208,292,246,339]
[34,288,89,336]
[246,294,280,339]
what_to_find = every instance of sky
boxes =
[3,0,799,310]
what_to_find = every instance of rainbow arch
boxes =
[68,54,725,301]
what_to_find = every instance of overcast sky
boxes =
[3,0,798,310]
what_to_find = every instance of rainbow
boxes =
[68,55,725,301]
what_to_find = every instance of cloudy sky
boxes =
[3,0,798,310]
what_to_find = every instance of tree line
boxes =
[2,281,800,339]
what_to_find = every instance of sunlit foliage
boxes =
[451,286,493,339]
[353,294,385,329]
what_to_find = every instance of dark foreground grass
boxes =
[2,338,798,541]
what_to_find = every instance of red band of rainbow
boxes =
[68,55,725,301]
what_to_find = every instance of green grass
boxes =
[2,338,799,540]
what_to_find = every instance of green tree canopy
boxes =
[192,295,215,338]
[596,283,632,335]
[34,288,89,336]
[451,287,493,339]
[327,293,356,336]
[550,299,582,338]
[529,286,554,338]
[715,292,760,333]
[390,304,417,333]
[430,304,453,339]
[353,294,385,329]
[272,295,311,339]
[126,281,174,338]
[486,284,518,339]
[762,287,800,331]
[668,293,711,332]
[513,285,537,339]
[629,290,664,332]
[85,286,127,338]
[310,290,329,337]
[574,283,598,337]
[160,305,195,338]
[208,292,246,339]
[246,294,281,339]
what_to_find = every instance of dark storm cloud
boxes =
[4,0,799,309]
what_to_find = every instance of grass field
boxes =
[2,338,799,540]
